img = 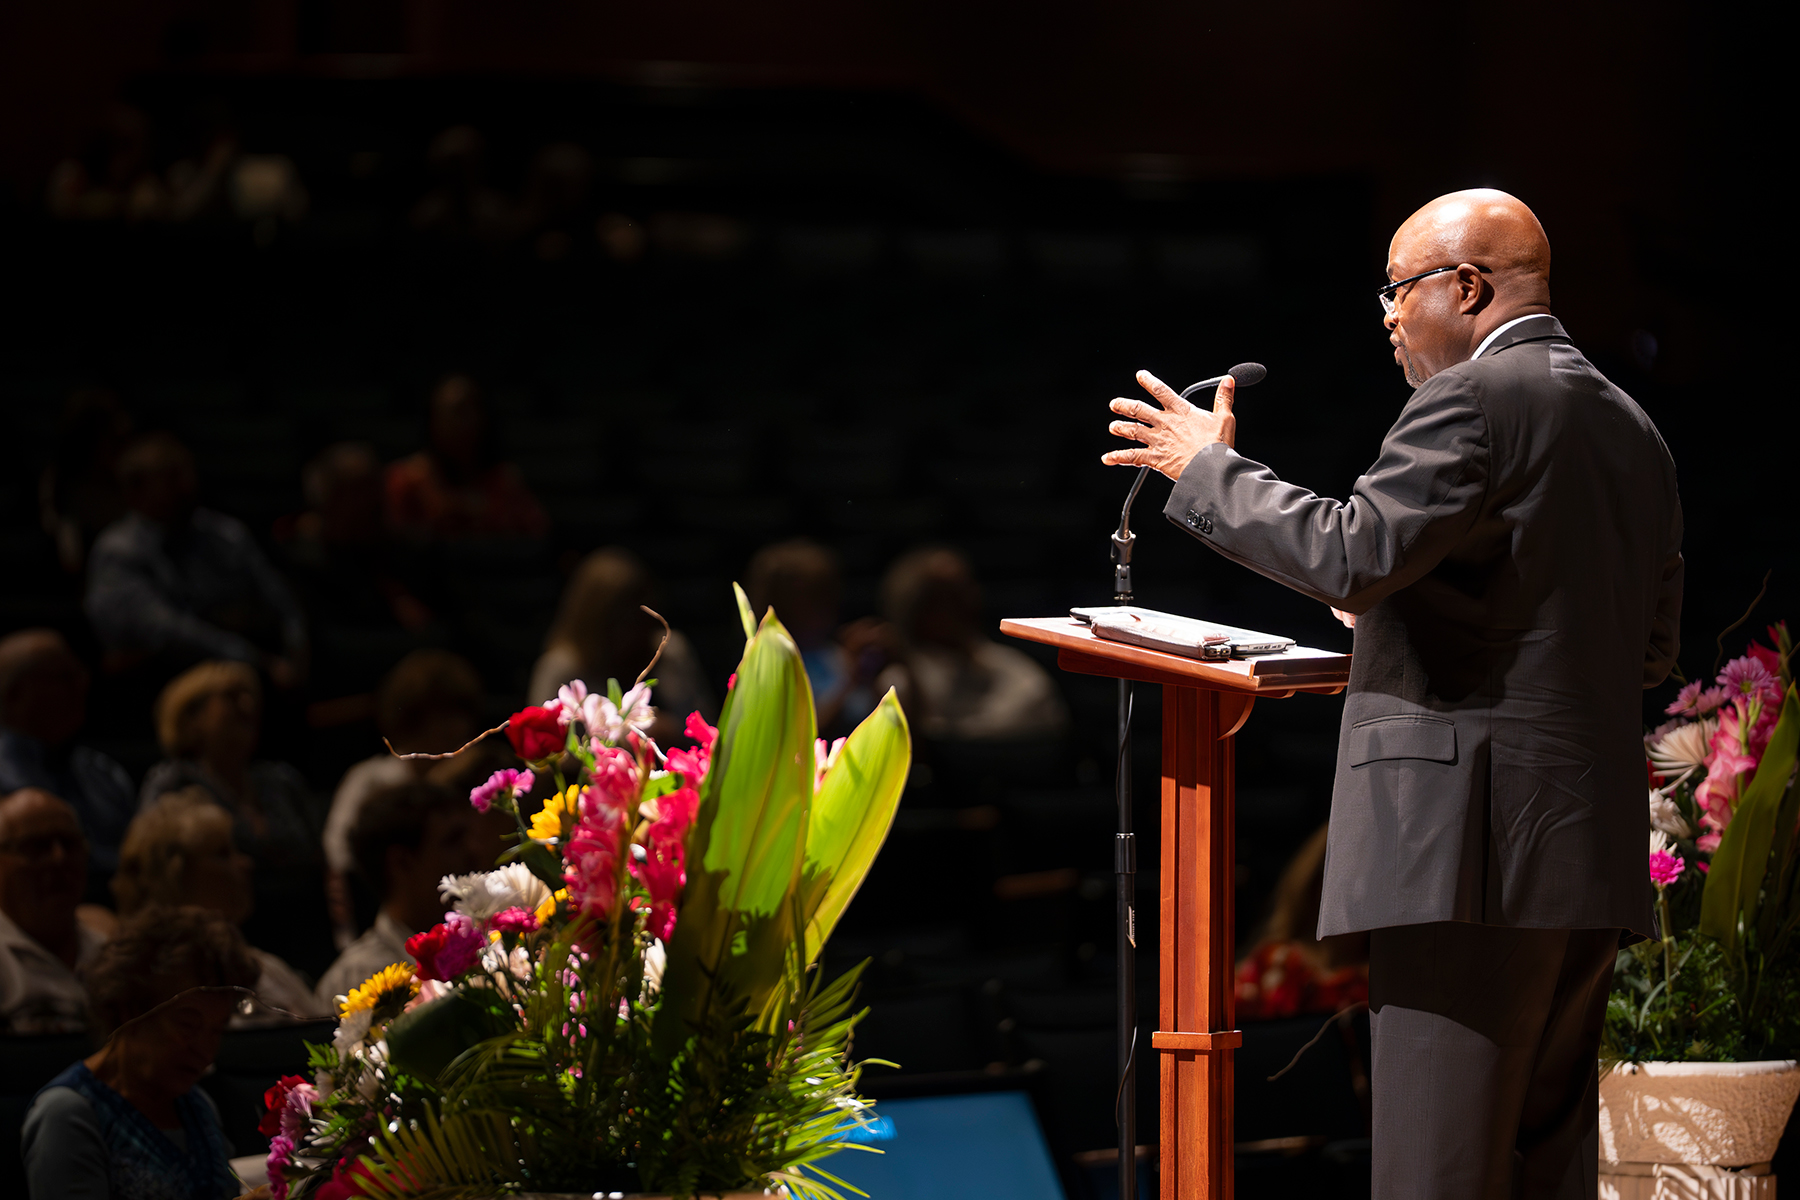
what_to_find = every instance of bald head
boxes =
[1390,189,1551,301]
[1384,189,1555,386]
[0,787,88,943]
[0,629,88,744]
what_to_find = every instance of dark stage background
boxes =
[0,4,1785,1195]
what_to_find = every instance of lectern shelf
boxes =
[999,616,1352,1200]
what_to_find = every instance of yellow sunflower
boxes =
[339,962,420,1020]
[535,887,569,924]
[527,785,579,843]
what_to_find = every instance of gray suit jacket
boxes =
[1164,316,1681,938]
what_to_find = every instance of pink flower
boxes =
[650,785,699,843]
[631,838,686,940]
[492,906,540,934]
[685,710,719,751]
[583,683,655,744]
[583,747,640,827]
[1649,850,1686,888]
[814,736,846,789]
[666,744,709,789]
[551,680,590,727]
[267,1134,296,1200]
[406,911,483,982]
[1719,654,1782,708]
[469,768,534,814]
[1697,832,1721,854]
[1666,680,1729,718]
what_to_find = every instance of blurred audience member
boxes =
[746,538,885,736]
[880,547,1068,740]
[519,142,596,261]
[86,431,308,685]
[1234,824,1369,1022]
[141,661,331,971]
[385,375,548,541]
[43,104,164,223]
[0,789,104,1034]
[316,781,481,1004]
[528,548,714,741]
[0,629,138,896]
[410,125,513,243]
[22,906,258,1200]
[114,789,327,1023]
[38,389,133,574]
[286,441,436,630]
[322,650,486,944]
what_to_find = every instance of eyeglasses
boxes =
[0,831,87,858]
[1377,264,1492,316]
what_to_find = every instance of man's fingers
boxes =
[1108,420,1149,443]
[1101,447,1152,467]
[1136,369,1187,411]
[1213,375,1237,415]
[1109,397,1163,425]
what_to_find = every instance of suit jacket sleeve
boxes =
[1162,370,1489,612]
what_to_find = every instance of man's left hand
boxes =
[1102,370,1236,480]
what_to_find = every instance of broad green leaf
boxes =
[385,989,513,1085]
[653,609,815,1057]
[1701,686,1800,949]
[800,689,911,964]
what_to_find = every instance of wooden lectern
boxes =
[1000,617,1352,1200]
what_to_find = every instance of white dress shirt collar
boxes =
[1471,313,1554,361]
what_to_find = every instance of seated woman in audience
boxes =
[528,547,714,743]
[113,788,327,1023]
[879,546,1069,741]
[384,374,547,541]
[21,905,261,1200]
[321,649,486,946]
[746,538,886,738]
[141,660,331,973]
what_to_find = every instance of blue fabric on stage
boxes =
[825,1090,1065,1199]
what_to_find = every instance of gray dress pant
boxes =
[1368,922,1619,1200]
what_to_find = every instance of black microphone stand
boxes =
[1109,468,1147,1200]
[1107,369,1255,1200]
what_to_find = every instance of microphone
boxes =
[1112,362,1265,600]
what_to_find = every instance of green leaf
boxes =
[800,689,911,964]
[517,839,567,892]
[1702,686,1800,949]
[386,990,515,1086]
[653,609,815,1058]
[734,581,758,641]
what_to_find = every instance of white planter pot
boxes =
[1599,1059,1800,1167]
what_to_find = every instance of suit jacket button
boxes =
[1185,509,1201,529]
[1198,515,1214,535]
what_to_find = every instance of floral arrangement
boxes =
[265,590,911,1198]
[1605,620,1800,1064]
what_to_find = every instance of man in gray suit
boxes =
[1103,189,1682,1197]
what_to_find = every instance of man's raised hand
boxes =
[1102,369,1237,480]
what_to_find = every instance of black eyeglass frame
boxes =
[1377,263,1492,313]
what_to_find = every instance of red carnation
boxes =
[259,1075,308,1138]
[506,705,565,761]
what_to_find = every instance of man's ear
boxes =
[1455,263,1492,316]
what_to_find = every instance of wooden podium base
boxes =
[1001,617,1349,1200]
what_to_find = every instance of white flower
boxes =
[551,680,590,728]
[332,1007,374,1056]
[440,864,552,925]
[1649,719,1715,776]
[1648,790,1693,839]
[1650,829,1672,857]
[583,683,655,744]
[642,939,666,997]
